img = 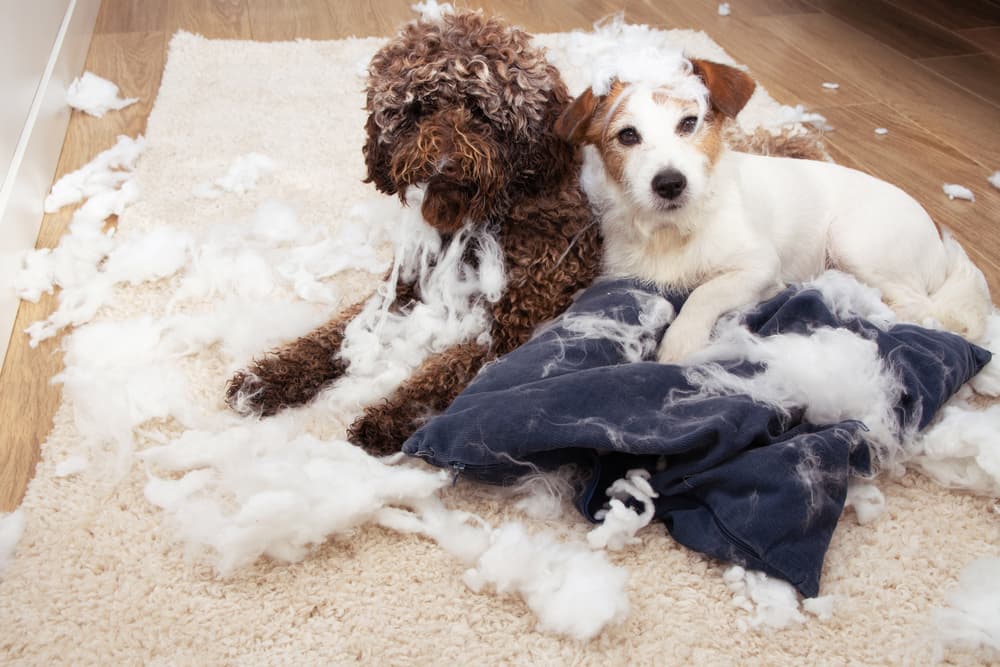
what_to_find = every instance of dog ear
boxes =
[362,114,398,195]
[554,88,599,144]
[689,59,756,119]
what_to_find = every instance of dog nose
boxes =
[651,169,687,200]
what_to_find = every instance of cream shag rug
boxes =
[1,25,998,666]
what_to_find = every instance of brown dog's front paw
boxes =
[225,350,348,417]
[347,409,411,457]
[225,370,277,416]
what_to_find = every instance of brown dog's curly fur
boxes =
[226,10,829,456]
[227,10,601,455]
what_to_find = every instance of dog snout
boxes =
[438,158,462,180]
[651,169,687,201]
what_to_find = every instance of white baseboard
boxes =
[0,0,100,369]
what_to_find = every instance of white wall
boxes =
[0,2,67,184]
[0,0,100,367]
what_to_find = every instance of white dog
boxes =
[555,58,992,363]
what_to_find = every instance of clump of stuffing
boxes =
[943,183,975,201]
[932,558,1000,661]
[989,171,1000,190]
[462,523,630,641]
[141,420,453,574]
[684,306,907,472]
[724,566,835,630]
[718,3,731,16]
[322,186,506,413]
[547,290,674,372]
[804,270,896,330]
[192,153,276,198]
[15,134,150,346]
[377,498,631,641]
[562,13,709,110]
[776,104,831,131]
[42,134,144,214]
[875,127,889,135]
[844,480,886,525]
[587,469,658,550]
[411,0,453,21]
[66,72,138,117]
[913,400,1000,496]
[508,468,578,521]
[821,82,839,90]
[802,595,836,621]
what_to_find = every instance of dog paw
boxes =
[347,412,407,457]
[656,326,710,364]
[225,370,275,416]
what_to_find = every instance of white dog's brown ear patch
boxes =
[555,88,599,144]
[690,59,756,118]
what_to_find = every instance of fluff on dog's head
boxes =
[555,59,755,223]
[363,9,575,232]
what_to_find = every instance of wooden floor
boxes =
[2,0,999,511]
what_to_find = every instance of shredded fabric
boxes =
[405,275,987,599]
[943,183,975,201]
[66,71,138,117]
[932,558,1000,661]
[0,510,25,574]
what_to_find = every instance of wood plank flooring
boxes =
[3,0,999,510]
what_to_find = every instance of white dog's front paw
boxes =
[656,328,709,364]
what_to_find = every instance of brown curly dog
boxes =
[226,9,827,456]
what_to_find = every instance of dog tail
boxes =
[925,232,992,341]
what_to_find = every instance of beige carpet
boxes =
[1,25,998,667]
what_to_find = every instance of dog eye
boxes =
[617,127,641,146]
[676,116,699,135]
[405,100,425,118]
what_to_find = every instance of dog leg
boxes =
[658,266,778,363]
[347,341,491,455]
[226,281,419,416]
[225,301,366,416]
